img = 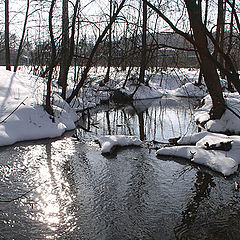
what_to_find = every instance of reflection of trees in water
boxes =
[76,97,196,142]
[124,153,154,238]
[174,170,240,239]
[174,171,215,239]
[106,111,111,135]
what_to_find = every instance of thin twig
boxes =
[225,105,240,120]
[0,97,28,124]
[0,180,47,203]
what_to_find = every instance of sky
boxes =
[0,0,227,47]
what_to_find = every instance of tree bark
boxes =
[184,0,225,119]
[14,0,30,72]
[66,0,126,104]
[226,0,234,92]
[5,0,11,70]
[139,0,148,84]
[104,0,113,83]
[45,0,57,116]
[58,0,69,99]
[226,0,240,32]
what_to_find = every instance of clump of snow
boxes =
[195,93,240,134]
[133,84,163,100]
[166,82,207,97]
[121,83,163,100]
[98,135,142,154]
[0,69,78,146]
[148,68,199,91]
[177,131,226,145]
[157,132,240,176]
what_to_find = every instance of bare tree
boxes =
[66,0,127,104]
[14,0,30,72]
[184,0,225,119]
[58,0,70,95]
[45,0,57,116]
[58,0,80,99]
[138,0,147,84]
[5,0,11,70]
[104,0,113,83]
[146,0,226,119]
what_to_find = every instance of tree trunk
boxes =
[66,0,126,104]
[104,0,113,83]
[45,0,57,116]
[5,0,11,70]
[184,0,225,119]
[218,0,226,79]
[14,0,30,72]
[226,0,235,92]
[58,0,69,99]
[139,0,147,84]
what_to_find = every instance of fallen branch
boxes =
[0,97,28,124]
[0,180,47,203]
[225,105,240,120]
[204,141,232,151]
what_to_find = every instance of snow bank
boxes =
[166,82,207,97]
[121,75,205,99]
[121,84,163,100]
[195,93,240,134]
[157,132,240,176]
[132,84,163,100]
[98,135,142,154]
[0,69,78,146]
[148,69,199,91]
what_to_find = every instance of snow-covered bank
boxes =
[157,132,240,176]
[155,91,240,176]
[98,135,142,154]
[195,93,240,134]
[1,67,240,177]
[0,69,78,146]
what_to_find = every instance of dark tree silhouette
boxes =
[5,0,11,70]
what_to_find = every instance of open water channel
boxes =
[1,97,240,240]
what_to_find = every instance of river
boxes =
[1,97,240,240]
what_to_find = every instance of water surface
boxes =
[1,97,240,240]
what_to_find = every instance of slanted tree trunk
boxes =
[45,0,57,116]
[104,0,113,83]
[184,0,225,119]
[14,0,30,72]
[66,0,126,104]
[5,0,11,70]
[197,0,209,86]
[146,0,240,119]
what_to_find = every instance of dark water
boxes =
[1,97,240,240]
[76,97,197,142]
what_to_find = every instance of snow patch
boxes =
[0,69,77,146]
[157,132,240,176]
[98,135,142,154]
[195,93,240,134]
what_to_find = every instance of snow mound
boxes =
[122,84,163,100]
[98,135,142,154]
[0,69,77,146]
[195,93,240,134]
[133,84,163,100]
[167,82,207,97]
[157,132,240,176]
